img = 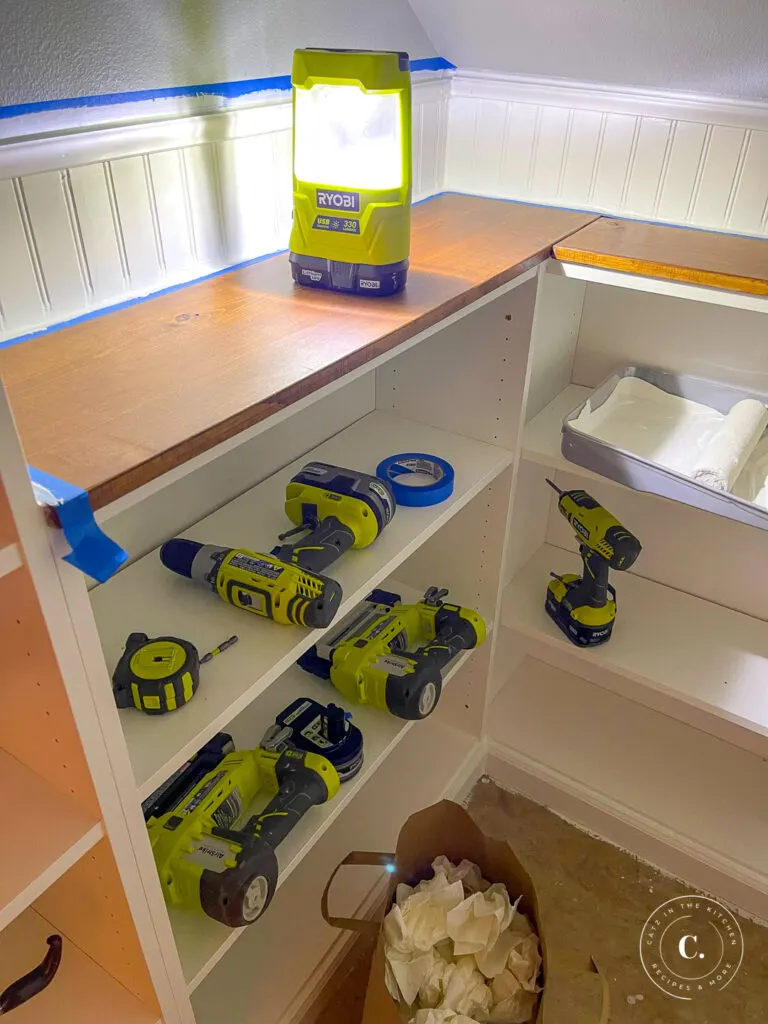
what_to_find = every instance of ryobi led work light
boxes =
[289,48,412,296]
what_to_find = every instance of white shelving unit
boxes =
[485,657,768,921]
[0,749,103,932]
[504,544,768,754]
[5,229,768,1024]
[92,411,511,798]
[0,387,174,1023]
[9,267,535,1024]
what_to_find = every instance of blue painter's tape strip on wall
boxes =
[28,466,128,583]
[0,57,455,120]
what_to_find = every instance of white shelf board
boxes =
[486,657,768,905]
[92,410,512,799]
[0,749,103,932]
[0,542,22,579]
[0,907,160,1024]
[522,384,595,477]
[503,544,768,752]
[169,623,489,992]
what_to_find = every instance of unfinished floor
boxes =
[311,780,768,1024]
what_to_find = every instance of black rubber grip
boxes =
[244,763,330,849]
[273,517,356,574]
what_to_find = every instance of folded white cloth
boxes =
[691,398,768,492]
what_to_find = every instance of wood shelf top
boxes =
[553,217,768,296]
[0,194,595,510]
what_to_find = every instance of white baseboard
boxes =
[446,69,768,239]
[485,743,768,924]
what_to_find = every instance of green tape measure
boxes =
[112,632,238,715]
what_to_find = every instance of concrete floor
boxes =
[311,780,768,1024]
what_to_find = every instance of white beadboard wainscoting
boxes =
[0,73,450,345]
[3,66,768,346]
[445,70,768,236]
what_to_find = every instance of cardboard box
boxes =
[323,801,608,1023]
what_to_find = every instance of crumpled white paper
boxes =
[411,1010,484,1024]
[440,956,493,1018]
[382,857,541,1024]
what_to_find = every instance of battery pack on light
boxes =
[289,49,412,297]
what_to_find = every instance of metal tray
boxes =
[561,366,768,530]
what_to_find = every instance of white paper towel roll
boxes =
[691,399,768,492]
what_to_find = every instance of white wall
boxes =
[408,0,768,101]
[0,0,437,105]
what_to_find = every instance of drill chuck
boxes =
[159,537,206,577]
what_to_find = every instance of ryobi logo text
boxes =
[316,189,360,212]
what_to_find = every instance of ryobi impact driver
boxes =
[545,479,642,647]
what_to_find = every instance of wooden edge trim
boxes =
[552,246,768,297]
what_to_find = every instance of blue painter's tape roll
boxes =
[28,467,129,583]
[376,453,455,507]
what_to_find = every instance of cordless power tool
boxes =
[159,463,396,630]
[299,588,486,720]
[545,479,642,647]
[160,539,343,629]
[146,729,339,927]
[272,462,396,573]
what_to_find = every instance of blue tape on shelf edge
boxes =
[376,453,455,507]
[28,467,128,583]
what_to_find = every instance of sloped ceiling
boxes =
[408,0,768,100]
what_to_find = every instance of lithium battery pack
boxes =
[274,698,364,782]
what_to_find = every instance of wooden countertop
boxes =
[553,217,768,296]
[0,194,596,510]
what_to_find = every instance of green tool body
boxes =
[545,479,642,646]
[299,588,485,720]
[147,737,339,927]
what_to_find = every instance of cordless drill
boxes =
[146,731,339,927]
[299,587,486,720]
[159,464,395,630]
[545,479,641,647]
[160,539,343,628]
